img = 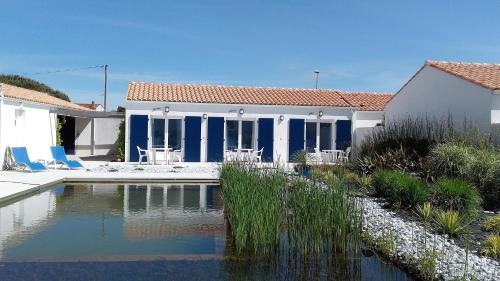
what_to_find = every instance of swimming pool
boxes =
[0,183,414,280]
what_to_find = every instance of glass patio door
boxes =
[226,120,238,151]
[151,118,165,148]
[168,119,182,150]
[319,123,332,150]
[241,121,254,149]
[304,122,333,152]
[225,120,255,151]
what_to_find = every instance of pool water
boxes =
[0,183,414,281]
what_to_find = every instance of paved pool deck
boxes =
[0,162,220,204]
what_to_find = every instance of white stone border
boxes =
[362,197,500,280]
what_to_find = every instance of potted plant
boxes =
[293,150,311,177]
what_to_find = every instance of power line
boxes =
[22,65,105,76]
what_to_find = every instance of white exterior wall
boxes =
[0,99,57,168]
[125,101,361,163]
[353,111,384,148]
[385,65,493,132]
[75,117,122,156]
[75,117,92,155]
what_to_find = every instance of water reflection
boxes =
[0,183,414,281]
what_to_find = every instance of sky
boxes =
[0,0,499,110]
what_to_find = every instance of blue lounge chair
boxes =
[50,146,84,169]
[10,147,48,172]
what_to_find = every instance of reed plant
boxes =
[417,247,439,281]
[220,162,286,254]
[287,178,362,254]
[219,162,362,257]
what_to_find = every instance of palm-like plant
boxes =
[416,203,433,224]
[433,209,466,237]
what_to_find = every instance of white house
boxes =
[125,82,393,163]
[386,60,500,132]
[0,83,90,168]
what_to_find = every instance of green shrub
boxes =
[480,234,500,258]
[372,170,429,208]
[428,143,471,177]
[115,121,126,162]
[432,178,480,216]
[433,209,466,237]
[429,143,500,209]
[483,215,500,233]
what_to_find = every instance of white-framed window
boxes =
[150,117,184,149]
[304,121,334,152]
[224,118,257,151]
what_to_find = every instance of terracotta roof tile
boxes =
[76,103,103,110]
[339,92,394,111]
[0,83,89,111]
[126,82,354,107]
[427,60,500,90]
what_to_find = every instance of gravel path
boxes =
[362,197,500,280]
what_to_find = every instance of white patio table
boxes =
[151,147,172,165]
[235,148,254,162]
[321,149,343,163]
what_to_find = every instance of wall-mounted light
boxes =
[203,113,208,119]
[164,106,170,113]
[239,108,244,115]
[318,111,323,118]
[279,115,284,121]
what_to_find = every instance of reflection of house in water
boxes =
[0,183,226,259]
[0,188,57,258]
[123,184,225,242]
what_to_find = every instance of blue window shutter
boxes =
[184,116,201,162]
[207,117,224,162]
[288,119,305,162]
[129,115,148,162]
[336,120,352,150]
[258,118,274,162]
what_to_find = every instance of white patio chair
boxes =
[224,150,234,162]
[170,149,182,163]
[137,146,149,164]
[340,147,351,163]
[314,147,323,164]
[253,147,264,163]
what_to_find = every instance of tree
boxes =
[0,74,70,101]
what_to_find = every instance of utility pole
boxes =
[104,64,108,111]
[314,70,320,89]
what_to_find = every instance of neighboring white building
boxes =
[125,83,393,163]
[72,102,123,157]
[0,83,89,168]
[386,60,500,132]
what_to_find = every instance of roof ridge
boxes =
[426,60,500,66]
[129,81,346,93]
[0,82,89,111]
